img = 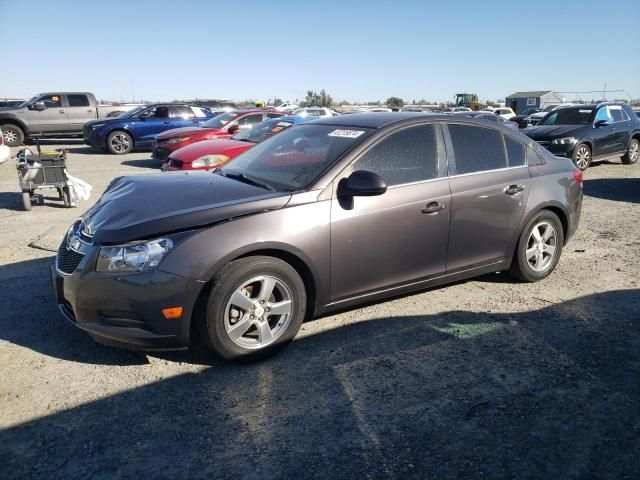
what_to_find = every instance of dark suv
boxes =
[523,103,640,170]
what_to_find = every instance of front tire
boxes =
[622,138,639,165]
[1,124,25,147]
[106,130,133,154]
[198,256,307,361]
[572,143,591,171]
[509,210,564,282]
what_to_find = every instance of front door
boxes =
[26,94,69,133]
[330,123,450,302]
[135,106,172,145]
[445,123,531,272]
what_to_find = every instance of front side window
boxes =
[594,107,613,124]
[201,111,237,129]
[38,94,62,108]
[352,125,438,186]
[136,106,169,119]
[448,124,507,174]
[221,124,373,191]
[67,94,90,107]
[232,119,295,143]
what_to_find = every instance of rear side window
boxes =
[609,106,629,122]
[238,114,264,126]
[170,105,194,118]
[448,124,507,174]
[67,95,90,107]
[353,124,438,186]
[505,136,526,167]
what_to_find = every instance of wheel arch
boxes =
[0,117,29,136]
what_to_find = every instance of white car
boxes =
[293,107,335,118]
[491,107,516,120]
[368,107,392,112]
[526,104,575,126]
[274,103,299,112]
[0,128,11,165]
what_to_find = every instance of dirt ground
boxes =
[0,141,639,479]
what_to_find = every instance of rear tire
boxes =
[22,191,32,211]
[106,131,133,155]
[197,256,307,361]
[1,124,25,147]
[622,138,639,165]
[572,143,591,171]
[509,210,564,282]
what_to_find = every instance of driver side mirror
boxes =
[595,119,610,128]
[227,124,240,135]
[338,170,387,197]
[30,101,47,112]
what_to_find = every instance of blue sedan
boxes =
[83,104,214,154]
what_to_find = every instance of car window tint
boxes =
[39,94,62,108]
[238,114,264,126]
[609,107,628,122]
[505,136,526,167]
[170,105,194,118]
[353,124,437,186]
[67,95,89,107]
[595,107,612,123]
[448,124,507,174]
[143,106,169,118]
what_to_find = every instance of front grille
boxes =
[56,235,85,275]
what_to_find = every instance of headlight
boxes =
[552,137,578,145]
[90,123,105,129]
[96,238,173,273]
[167,136,190,144]
[191,154,229,168]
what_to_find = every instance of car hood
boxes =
[523,125,582,140]
[81,173,291,244]
[171,139,254,162]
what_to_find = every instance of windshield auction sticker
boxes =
[328,129,365,138]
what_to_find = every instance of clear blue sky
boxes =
[1,0,638,103]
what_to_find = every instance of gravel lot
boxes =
[1,141,639,479]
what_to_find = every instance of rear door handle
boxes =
[421,202,445,214]
[505,184,525,195]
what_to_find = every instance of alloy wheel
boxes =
[574,145,590,170]
[630,142,639,162]
[3,128,17,144]
[223,275,293,350]
[110,134,130,153]
[526,221,558,273]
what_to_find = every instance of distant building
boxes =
[505,91,564,114]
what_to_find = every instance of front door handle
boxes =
[59,109,66,114]
[505,184,525,195]
[421,202,445,214]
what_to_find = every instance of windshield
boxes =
[540,108,593,126]
[232,119,295,143]
[200,111,237,129]
[219,124,373,191]
[19,95,40,107]
[122,105,149,118]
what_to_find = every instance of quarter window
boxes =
[448,124,507,174]
[505,136,526,167]
[67,95,90,107]
[353,124,438,186]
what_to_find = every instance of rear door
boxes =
[608,105,633,154]
[444,123,531,272]
[65,94,95,131]
[168,105,202,129]
[330,123,450,301]
[26,94,68,133]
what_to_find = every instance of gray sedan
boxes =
[52,113,583,360]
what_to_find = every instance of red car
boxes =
[163,117,302,171]
[152,109,285,161]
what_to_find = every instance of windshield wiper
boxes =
[220,170,276,191]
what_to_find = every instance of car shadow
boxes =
[1,287,638,479]
[121,158,161,169]
[0,192,75,212]
[64,146,103,155]
[584,177,640,203]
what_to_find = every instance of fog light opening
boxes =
[162,307,184,319]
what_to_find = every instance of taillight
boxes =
[573,168,583,189]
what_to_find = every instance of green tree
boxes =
[386,96,405,109]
